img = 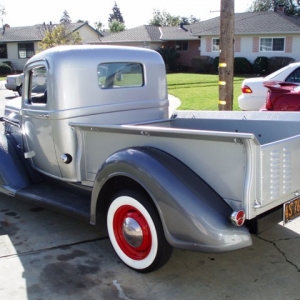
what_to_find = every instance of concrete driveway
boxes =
[1,194,300,300]
[1,83,300,300]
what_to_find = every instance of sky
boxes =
[1,0,253,29]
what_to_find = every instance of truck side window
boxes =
[98,62,143,89]
[29,66,48,104]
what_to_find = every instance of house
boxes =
[190,11,300,63]
[0,22,104,71]
[99,10,300,68]
[99,24,200,68]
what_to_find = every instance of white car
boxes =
[238,62,300,110]
[5,73,24,96]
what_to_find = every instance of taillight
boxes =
[265,91,273,110]
[230,210,245,226]
[242,85,252,94]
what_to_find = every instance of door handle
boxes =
[38,114,49,119]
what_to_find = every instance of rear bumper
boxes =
[246,205,283,234]
[238,94,266,111]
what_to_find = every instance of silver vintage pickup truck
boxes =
[1,45,300,273]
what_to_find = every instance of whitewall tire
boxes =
[107,190,172,273]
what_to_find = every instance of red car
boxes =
[261,81,300,111]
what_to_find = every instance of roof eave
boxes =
[192,31,300,36]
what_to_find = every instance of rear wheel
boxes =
[107,190,172,273]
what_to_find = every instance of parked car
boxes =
[5,73,24,96]
[260,81,300,111]
[238,62,300,111]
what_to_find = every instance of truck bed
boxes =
[70,112,300,221]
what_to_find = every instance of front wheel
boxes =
[107,190,173,273]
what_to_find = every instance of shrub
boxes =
[156,47,180,72]
[234,57,252,74]
[212,56,219,73]
[253,56,269,75]
[0,63,12,75]
[2,61,12,67]
[191,56,213,73]
[268,56,295,73]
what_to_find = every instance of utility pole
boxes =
[218,0,234,111]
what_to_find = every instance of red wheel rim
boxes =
[113,205,152,260]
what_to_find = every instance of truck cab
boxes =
[6,45,169,181]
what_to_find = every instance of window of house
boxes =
[0,44,7,58]
[98,62,144,89]
[176,41,188,51]
[260,38,285,52]
[18,43,35,58]
[212,38,220,52]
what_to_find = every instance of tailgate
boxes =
[260,134,300,208]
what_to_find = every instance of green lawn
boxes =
[167,73,247,111]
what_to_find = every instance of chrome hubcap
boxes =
[122,217,143,247]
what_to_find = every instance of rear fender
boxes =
[91,147,252,253]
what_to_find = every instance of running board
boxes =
[15,183,91,223]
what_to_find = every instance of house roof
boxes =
[99,25,162,43]
[99,24,198,43]
[190,11,300,36]
[0,22,104,43]
[2,11,300,45]
[0,24,46,42]
[159,25,197,40]
[99,11,300,44]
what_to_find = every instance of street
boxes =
[0,84,300,300]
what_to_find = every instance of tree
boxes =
[149,10,200,26]
[94,21,105,31]
[108,2,124,23]
[0,3,6,25]
[60,10,71,25]
[248,0,300,15]
[38,24,82,51]
[248,0,274,11]
[108,2,125,32]
[187,15,201,24]
[109,19,125,32]
[181,15,201,25]
[49,10,80,47]
[149,9,180,26]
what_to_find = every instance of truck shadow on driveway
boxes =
[1,194,300,300]
[5,95,19,100]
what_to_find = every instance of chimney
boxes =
[275,4,285,13]
[179,22,188,32]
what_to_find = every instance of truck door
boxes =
[22,64,62,178]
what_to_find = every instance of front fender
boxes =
[91,147,252,253]
[0,133,31,195]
